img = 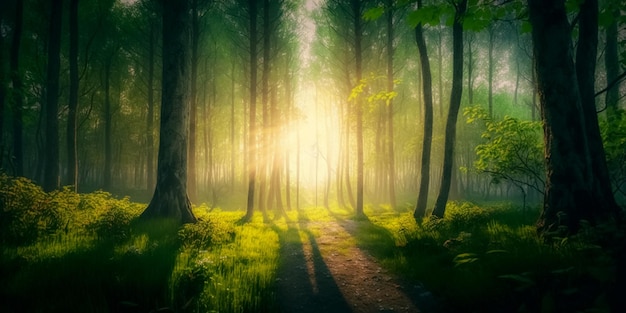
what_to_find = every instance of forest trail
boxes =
[274,219,437,313]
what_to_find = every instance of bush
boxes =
[0,174,68,245]
[178,214,236,250]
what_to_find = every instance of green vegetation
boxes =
[1,175,624,312]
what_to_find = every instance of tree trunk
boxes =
[604,9,620,119]
[353,0,365,217]
[245,0,259,221]
[574,0,619,219]
[487,25,494,118]
[413,0,434,220]
[66,0,79,190]
[386,0,396,209]
[11,0,24,177]
[103,56,113,190]
[0,5,5,170]
[466,32,474,104]
[431,0,466,218]
[146,21,156,191]
[141,0,196,224]
[44,0,63,192]
[188,0,199,202]
[528,0,608,233]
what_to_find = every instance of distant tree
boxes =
[10,0,24,177]
[43,0,63,192]
[141,0,197,223]
[66,0,79,191]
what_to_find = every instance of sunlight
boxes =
[280,84,341,192]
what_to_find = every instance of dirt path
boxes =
[275,220,437,313]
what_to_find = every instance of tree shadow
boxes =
[329,213,440,313]
[1,218,181,313]
[271,219,352,313]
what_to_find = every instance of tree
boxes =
[244,0,259,221]
[43,0,63,192]
[141,0,197,224]
[66,0,79,190]
[528,0,618,234]
[412,0,435,220]
[10,0,24,177]
[431,0,466,218]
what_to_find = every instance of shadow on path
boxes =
[329,213,439,313]
[272,220,352,313]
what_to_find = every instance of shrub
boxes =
[178,214,236,250]
[0,174,68,245]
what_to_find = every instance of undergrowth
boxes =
[1,174,623,313]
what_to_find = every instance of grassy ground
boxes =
[1,175,624,312]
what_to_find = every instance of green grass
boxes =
[1,175,623,313]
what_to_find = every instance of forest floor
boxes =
[274,219,438,313]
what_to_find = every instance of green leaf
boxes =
[407,6,442,28]
[363,7,384,21]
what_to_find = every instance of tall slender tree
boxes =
[10,0,24,177]
[66,0,79,190]
[245,0,259,221]
[413,0,434,220]
[431,0,466,218]
[44,0,63,192]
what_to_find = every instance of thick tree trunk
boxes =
[44,0,63,192]
[431,0,466,218]
[11,0,24,177]
[141,0,196,224]
[528,0,603,233]
[575,0,619,219]
[414,0,434,220]
[66,0,79,190]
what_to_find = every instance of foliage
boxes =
[600,110,626,204]
[348,72,400,106]
[464,106,545,201]
[0,174,66,245]
[355,202,622,313]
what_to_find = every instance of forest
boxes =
[1,0,625,312]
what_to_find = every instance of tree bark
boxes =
[141,0,196,224]
[413,0,434,220]
[574,0,619,220]
[528,0,608,233]
[431,0,466,218]
[44,0,63,192]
